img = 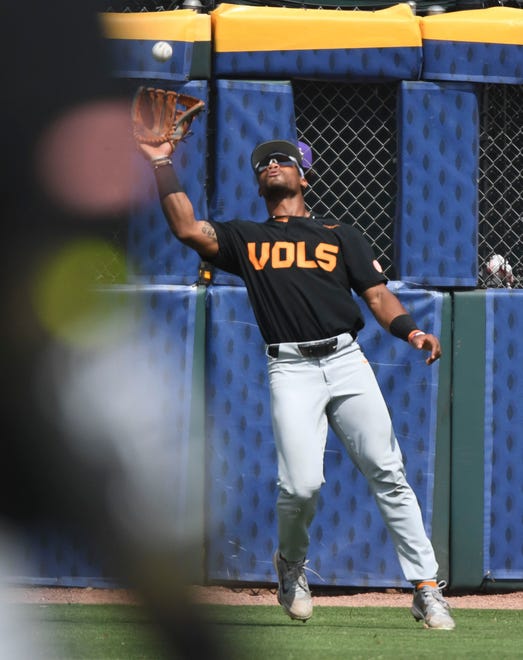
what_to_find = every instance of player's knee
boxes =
[279,483,321,502]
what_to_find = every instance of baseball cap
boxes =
[298,141,313,170]
[251,140,304,176]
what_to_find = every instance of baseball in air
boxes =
[152,41,173,62]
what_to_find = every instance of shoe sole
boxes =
[276,593,311,622]
[411,607,455,630]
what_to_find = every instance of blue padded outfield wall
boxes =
[211,3,423,80]
[205,283,448,587]
[14,5,523,590]
[484,291,523,582]
[16,286,201,586]
[396,81,479,287]
[452,291,523,590]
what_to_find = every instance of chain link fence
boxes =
[295,80,523,288]
[295,81,398,278]
[478,84,523,289]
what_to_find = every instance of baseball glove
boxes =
[131,86,205,148]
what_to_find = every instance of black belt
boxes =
[268,331,357,359]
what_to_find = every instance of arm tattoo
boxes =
[201,221,217,242]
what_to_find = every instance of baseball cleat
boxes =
[273,551,313,622]
[411,581,455,630]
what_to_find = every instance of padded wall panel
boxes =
[101,10,211,81]
[210,79,298,285]
[211,3,422,81]
[452,290,523,591]
[396,81,478,287]
[421,8,523,84]
[451,290,486,589]
[128,81,208,285]
[205,286,276,583]
[14,525,116,588]
[205,283,447,586]
[15,286,199,586]
[484,290,523,581]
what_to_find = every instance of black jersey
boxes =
[209,216,387,344]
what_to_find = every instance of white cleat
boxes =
[411,581,456,630]
[273,551,313,622]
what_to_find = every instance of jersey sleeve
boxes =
[340,225,388,295]
[206,221,242,276]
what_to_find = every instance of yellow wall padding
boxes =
[100,9,210,43]
[421,7,523,45]
[211,3,422,53]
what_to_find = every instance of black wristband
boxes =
[153,164,184,199]
[389,314,418,342]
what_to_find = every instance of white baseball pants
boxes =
[266,331,439,583]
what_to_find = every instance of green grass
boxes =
[204,606,523,659]
[21,604,172,659]
[17,604,523,659]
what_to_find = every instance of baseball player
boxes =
[138,137,455,630]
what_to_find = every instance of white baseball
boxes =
[152,41,173,62]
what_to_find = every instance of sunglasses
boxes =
[255,153,304,177]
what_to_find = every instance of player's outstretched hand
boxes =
[410,333,441,365]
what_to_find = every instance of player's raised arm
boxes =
[159,183,218,258]
[132,87,218,259]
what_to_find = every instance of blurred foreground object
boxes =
[0,2,224,658]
